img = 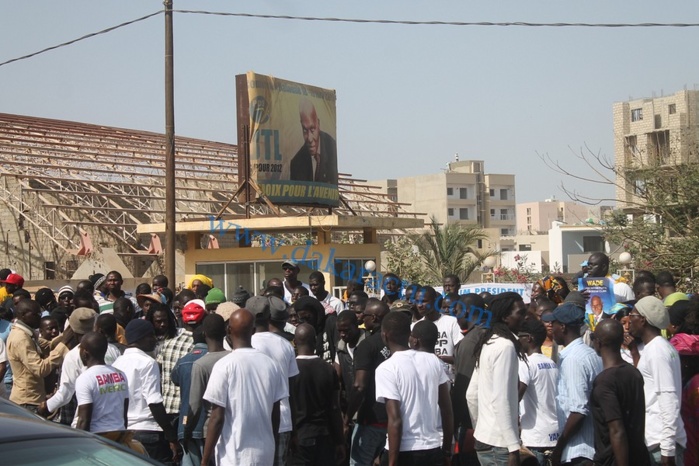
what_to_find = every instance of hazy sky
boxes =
[2,1,699,203]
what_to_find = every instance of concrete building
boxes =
[613,89,699,210]
[372,158,517,237]
[516,200,608,234]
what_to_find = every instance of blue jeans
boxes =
[476,445,511,466]
[649,444,685,466]
[350,424,387,466]
[181,438,205,466]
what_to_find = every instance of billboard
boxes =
[236,72,339,207]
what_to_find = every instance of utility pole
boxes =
[164,0,176,289]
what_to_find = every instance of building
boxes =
[372,159,516,236]
[0,113,421,292]
[516,199,609,234]
[613,89,699,210]
[548,222,623,274]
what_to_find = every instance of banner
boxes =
[434,283,533,303]
[239,72,339,207]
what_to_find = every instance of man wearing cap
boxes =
[56,285,75,315]
[113,319,179,463]
[2,272,25,296]
[542,302,602,466]
[282,260,310,304]
[7,300,69,411]
[35,288,58,317]
[249,295,300,466]
[38,307,121,425]
[628,296,687,465]
[157,299,205,423]
[171,326,209,466]
[204,288,226,313]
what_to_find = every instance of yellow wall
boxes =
[184,233,380,289]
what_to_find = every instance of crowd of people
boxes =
[0,252,697,466]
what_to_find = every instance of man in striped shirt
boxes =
[542,302,602,466]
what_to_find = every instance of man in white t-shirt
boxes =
[375,311,453,465]
[282,260,310,304]
[113,319,178,464]
[38,308,121,424]
[202,308,288,466]
[628,296,687,464]
[413,286,463,381]
[517,318,559,464]
[248,295,300,466]
[75,332,128,434]
[308,271,343,314]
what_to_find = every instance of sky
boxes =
[2,1,699,203]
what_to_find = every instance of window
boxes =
[490,209,495,217]
[669,103,676,114]
[654,114,662,129]
[631,108,643,122]
[634,179,646,195]
[489,188,495,197]
[519,244,532,251]
[477,239,483,249]
[447,187,453,196]
[500,208,508,220]
[44,261,56,280]
[526,208,531,215]
[459,187,468,199]
[649,130,670,163]
[501,228,512,236]
[459,208,469,220]
[500,189,508,200]
[448,208,454,216]
[583,236,604,253]
[625,135,638,162]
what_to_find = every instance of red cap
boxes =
[2,273,24,287]
[182,299,206,325]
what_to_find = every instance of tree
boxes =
[410,216,491,286]
[541,142,699,289]
[382,234,429,285]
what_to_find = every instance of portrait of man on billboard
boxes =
[290,99,338,185]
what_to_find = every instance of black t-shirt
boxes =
[291,356,340,442]
[452,326,485,430]
[353,330,390,425]
[590,362,649,466]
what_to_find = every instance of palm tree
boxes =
[412,216,492,285]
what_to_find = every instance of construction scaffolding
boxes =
[0,113,416,279]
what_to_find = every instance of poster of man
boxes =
[237,72,339,207]
[578,276,616,331]
[290,99,338,185]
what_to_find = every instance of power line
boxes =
[0,10,163,68]
[3,9,699,69]
[173,10,699,28]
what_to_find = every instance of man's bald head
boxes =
[228,308,255,341]
[294,323,316,349]
[594,318,624,349]
[80,331,108,362]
